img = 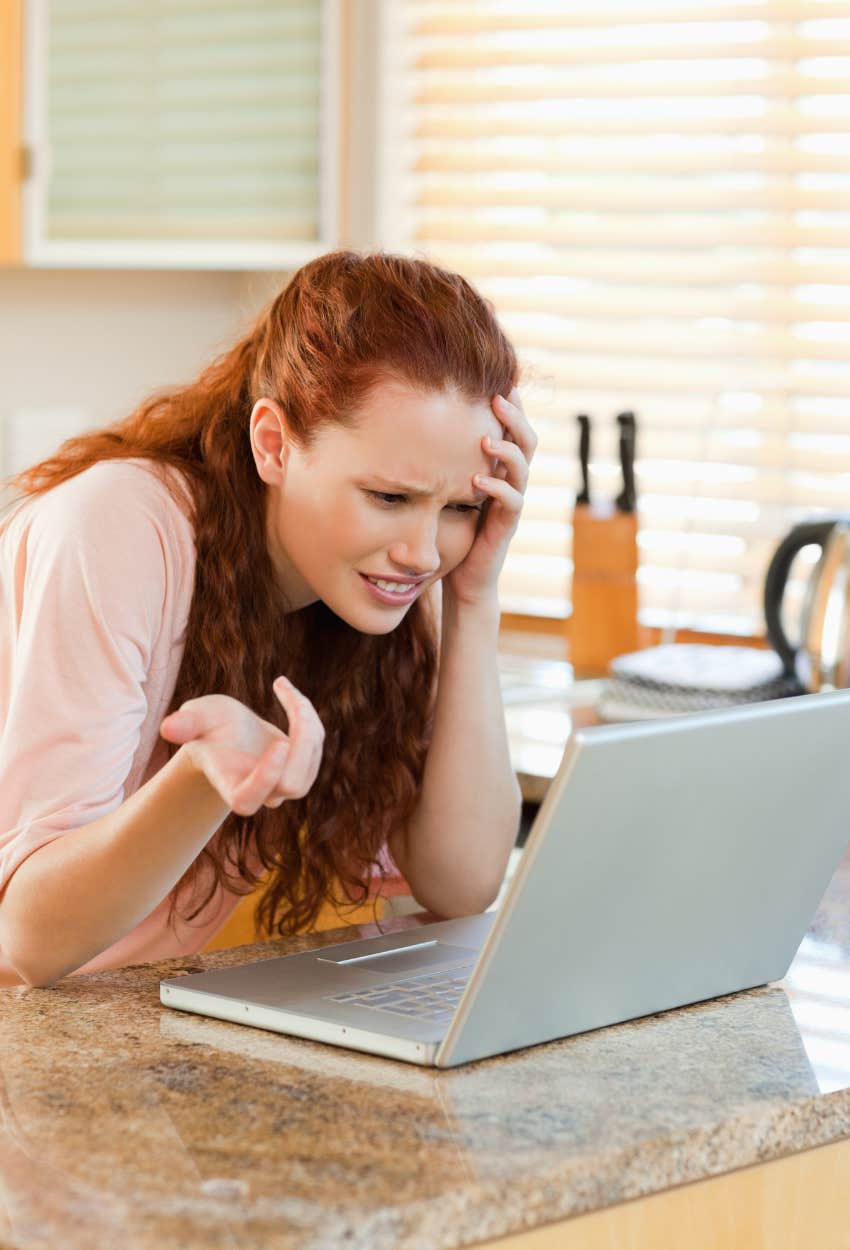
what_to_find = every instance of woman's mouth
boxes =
[358,573,424,606]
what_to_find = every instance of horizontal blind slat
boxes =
[410,2,850,35]
[415,177,850,214]
[416,245,850,286]
[413,145,850,176]
[464,288,850,324]
[413,38,850,73]
[415,79,850,106]
[416,115,850,141]
[416,218,850,250]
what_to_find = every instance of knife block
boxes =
[570,502,639,673]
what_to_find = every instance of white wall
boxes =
[0,268,291,481]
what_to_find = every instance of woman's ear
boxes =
[250,398,289,485]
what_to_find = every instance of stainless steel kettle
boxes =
[764,519,850,691]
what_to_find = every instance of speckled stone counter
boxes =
[4,852,850,1250]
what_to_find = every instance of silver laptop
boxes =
[161,689,850,1068]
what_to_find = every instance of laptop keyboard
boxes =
[325,963,475,1024]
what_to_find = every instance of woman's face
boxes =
[251,377,502,632]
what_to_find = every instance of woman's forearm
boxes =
[399,595,522,916]
[0,747,230,988]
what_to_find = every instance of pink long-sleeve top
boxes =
[0,458,254,983]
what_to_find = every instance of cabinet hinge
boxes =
[18,146,34,181]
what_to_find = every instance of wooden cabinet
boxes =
[478,1138,850,1250]
[0,0,22,263]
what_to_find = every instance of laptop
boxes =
[160,689,850,1068]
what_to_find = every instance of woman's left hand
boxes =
[445,387,537,609]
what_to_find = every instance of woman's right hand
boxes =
[159,677,324,816]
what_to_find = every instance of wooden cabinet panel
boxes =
[0,0,22,263]
[478,1137,850,1250]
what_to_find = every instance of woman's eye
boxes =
[452,503,483,514]
[369,491,406,506]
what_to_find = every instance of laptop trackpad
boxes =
[319,941,478,977]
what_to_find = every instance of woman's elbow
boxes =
[0,928,62,989]
[411,878,500,919]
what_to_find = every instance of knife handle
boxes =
[576,413,591,505]
[615,411,637,513]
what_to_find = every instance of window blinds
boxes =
[392,0,850,635]
[44,0,323,244]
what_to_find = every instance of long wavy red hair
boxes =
[8,251,519,934]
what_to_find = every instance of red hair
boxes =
[9,251,519,934]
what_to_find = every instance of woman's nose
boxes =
[388,515,441,576]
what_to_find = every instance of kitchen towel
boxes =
[596,644,803,722]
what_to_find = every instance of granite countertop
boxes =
[4,854,850,1250]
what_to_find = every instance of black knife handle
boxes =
[615,411,637,512]
[576,414,591,505]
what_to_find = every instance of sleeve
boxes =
[0,465,189,893]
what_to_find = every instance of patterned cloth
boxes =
[597,644,803,721]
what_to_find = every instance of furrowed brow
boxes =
[366,476,484,506]
[368,476,429,497]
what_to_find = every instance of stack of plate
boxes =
[596,644,803,722]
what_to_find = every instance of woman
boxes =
[0,251,535,988]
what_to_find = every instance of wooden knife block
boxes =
[570,503,639,673]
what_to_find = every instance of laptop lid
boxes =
[436,689,850,1067]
